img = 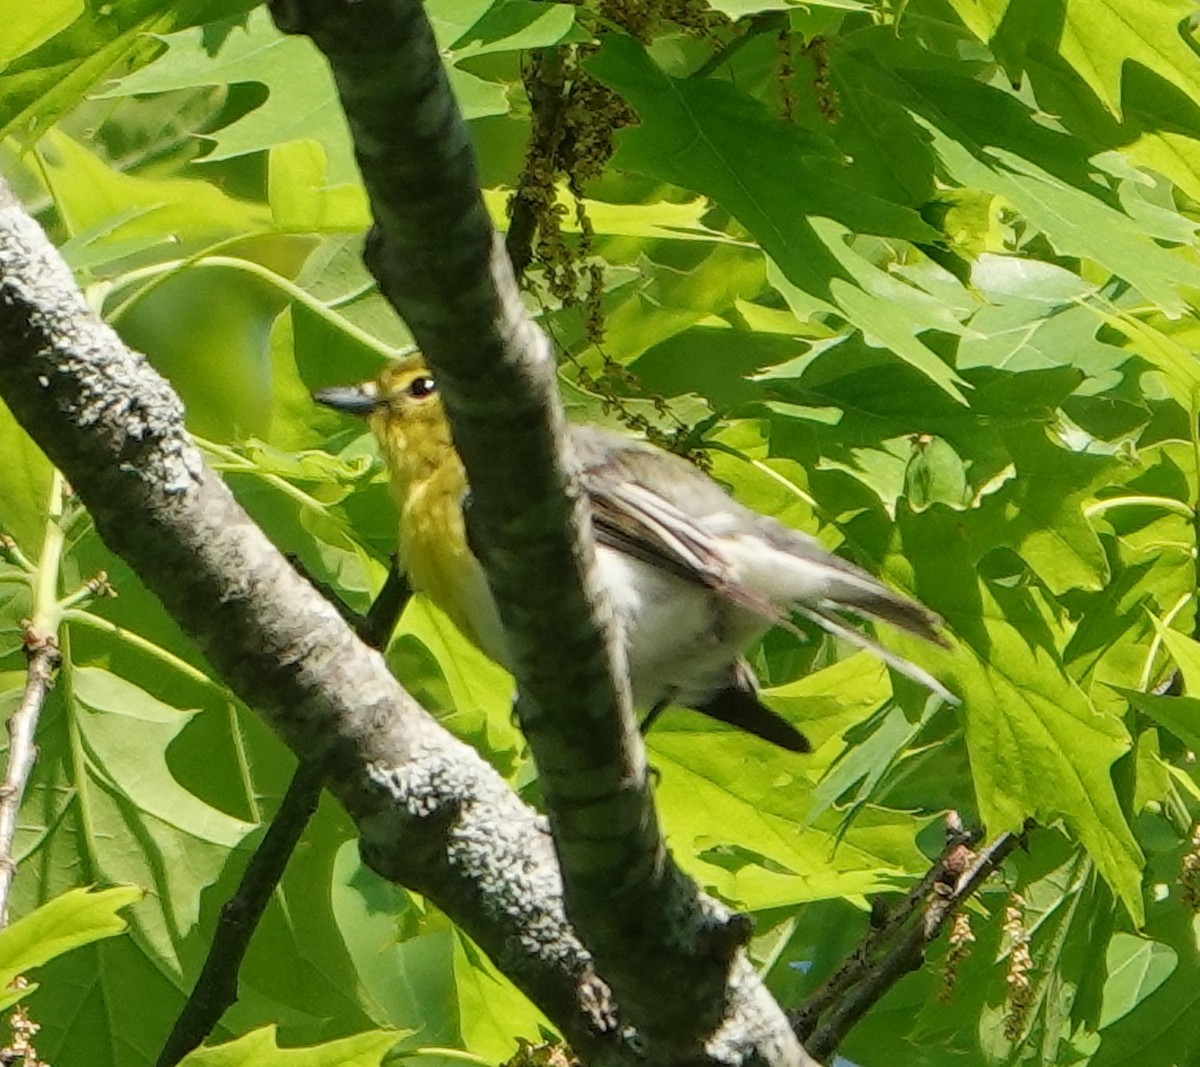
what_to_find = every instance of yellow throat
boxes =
[366,359,503,659]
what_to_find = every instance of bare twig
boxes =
[794,816,1029,1061]
[156,760,327,1067]
[0,472,70,925]
[158,565,412,1064]
[0,634,60,924]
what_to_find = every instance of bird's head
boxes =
[314,355,455,486]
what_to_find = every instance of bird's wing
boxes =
[574,428,955,703]
[588,479,785,623]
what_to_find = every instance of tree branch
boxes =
[267,1,811,1061]
[0,177,623,1063]
[0,633,60,924]
[793,817,1028,1061]
[158,563,412,1062]
[156,759,327,1067]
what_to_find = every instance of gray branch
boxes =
[0,179,618,1061]
[268,0,812,1062]
[0,634,60,923]
[0,164,809,1061]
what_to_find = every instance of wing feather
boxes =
[573,426,951,700]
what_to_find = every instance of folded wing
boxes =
[573,425,953,704]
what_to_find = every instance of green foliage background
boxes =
[3,0,1200,1063]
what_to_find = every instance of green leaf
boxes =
[268,142,370,233]
[35,129,272,262]
[904,435,969,511]
[13,649,256,1034]
[0,0,83,67]
[102,8,515,185]
[648,677,934,911]
[943,593,1144,923]
[454,931,550,1060]
[100,10,360,182]
[841,33,1200,316]
[0,0,247,145]
[113,260,292,441]
[0,398,54,551]
[587,36,969,401]
[179,1026,399,1066]
[968,0,1200,120]
[1099,933,1178,1029]
[0,886,142,1009]
[330,842,460,1045]
[435,0,582,58]
[1156,627,1200,694]
[392,600,525,772]
[1118,690,1200,753]
[1089,885,1200,1065]
[992,428,1111,595]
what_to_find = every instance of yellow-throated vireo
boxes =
[316,356,952,753]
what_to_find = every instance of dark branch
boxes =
[0,177,624,1064]
[268,0,810,1060]
[794,817,1028,1060]
[357,561,411,649]
[158,573,411,1064]
[156,760,327,1067]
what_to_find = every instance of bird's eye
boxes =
[406,375,437,400]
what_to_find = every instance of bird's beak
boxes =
[312,382,381,416]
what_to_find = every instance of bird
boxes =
[314,355,953,753]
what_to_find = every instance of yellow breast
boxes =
[401,470,506,657]
[372,404,508,665]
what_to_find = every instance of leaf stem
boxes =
[1083,495,1195,519]
[105,253,397,362]
[0,535,36,574]
[62,608,224,693]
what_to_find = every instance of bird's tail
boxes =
[793,602,957,706]
[815,570,947,647]
[690,683,812,752]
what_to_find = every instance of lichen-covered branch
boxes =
[0,178,621,1063]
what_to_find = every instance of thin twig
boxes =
[155,759,327,1067]
[0,473,68,926]
[794,817,1029,1061]
[791,818,978,1036]
[156,572,410,1065]
[0,635,60,924]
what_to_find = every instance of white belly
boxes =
[595,548,767,708]
[452,544,764,710]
